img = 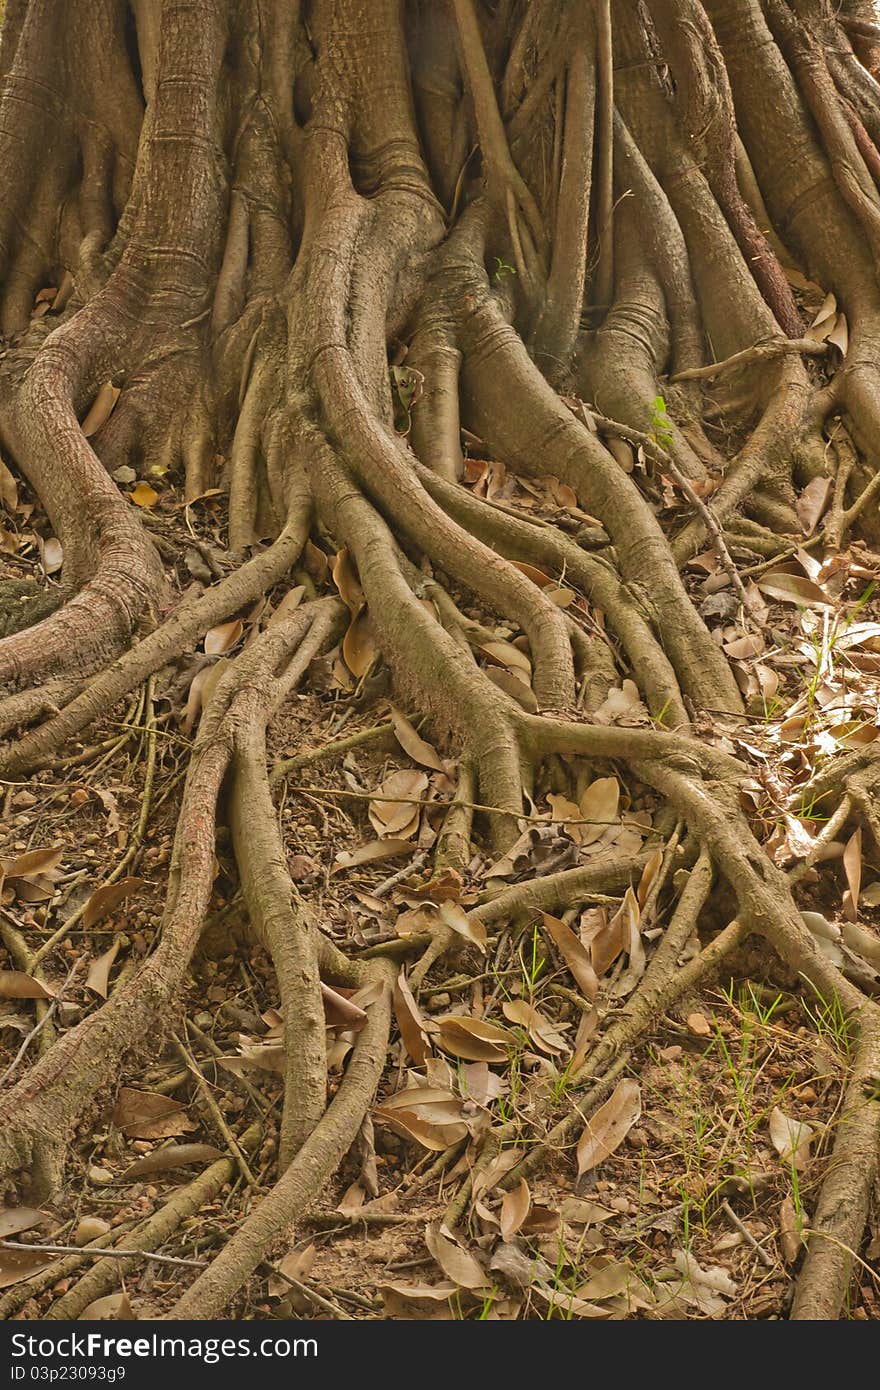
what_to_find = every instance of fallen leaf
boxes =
[129,482,159,509]
[478,639,532,676]
[112,1088,191,1141]
[332,838,413,872]
[425,1224,490,1290]
[435,1015,514,1063]
[485,667,538,711]
[390,706,445,771]
[797,477,832,535]
[40,537,63,575]
[500,1178,531,1241]
[0,1247,52,1289]
[578,777,620,845]
[81,383,121,438]
[757,571,834,608]
[0,1208,51,1239]
[332,548,365,613]
[82,878,147,930]
[342,608,377,678]
[502,999,568,1055]
[393,971,432,1065]
[0,971,54,1000]
[541,912,598,1000]
[120,1143,224,1179]
[379,1280,458,1318]
[843,826,862,923]
[768,1107,814,1170]
[78,1290,134,1320]
[373,1106,467,1150]
[368,769,428,838]
[85,940,121,999]
[204,619,243,655]
[437,900,486,953]
[576,1079,641,1177]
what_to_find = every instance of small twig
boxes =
[173,1034,259,1189]
[373,851,429,899]
[0,1239,206,1269]
[671,337,828,382]
[720,1200,775,1268]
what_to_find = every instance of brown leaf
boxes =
[541,912,598,1001]
[436,1015,514,1063]
[425,1224,490,1290]
[112,1088,189,1140]
[81,383,121,438]
[779,1196,802,1264]
[40,536,63,575]
[502,999,568,1055]
[332,838,414,872]
[321,981,368,1030]
[120,1143,224,1179]
[83,878,147,930]
[85,940,121,999]
[500,1178,531,1241]
[0,1247,52,1289]
[0,1207,51,1239]
[756,571,834,609]
[342,608,377,678]
[485,667,539,711]
[373,1106,467,1150]
[437,900,486,954]
[478,639,532,676]
[0,847,63,881]
[379,1280,458,1317]
[576,1079,642,1176]
[843,826,862,923]
[637,848,664,909]
[393,971,432,1065]
[78,1290,134,1320]
[390,706,445,771]
[368,769,428,837]
[796,477,832,536]
[768,1107,814,1171]
[0,971,54,1000]
[204,619,243,655]
[578,777,620,845]
[332,548,365,613]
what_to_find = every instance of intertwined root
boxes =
[1,0,880,1320]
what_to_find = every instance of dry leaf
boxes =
[437,900,486,953]
[425,1224,490,1290]
[78,1290,134,1320]
[500,1178,531,1241]
[332,838,413,872]
[373,1106,467,1151]
[478,639,532,676]
[0,1207,51,1239]
[120,1143,223,1179]
[112,1088,191,1141]
[435,1015,514,1063]
[204,619,243,655]
[0,1247,52,1290]
[332,547,365,612]
[541,912,598,1000]
[485,667,538,711]
[368,769,428,838]
[85,940,121,999]
[843,826,862,923]
[796,477,831,536]
[81,382,121,438]
[129,481,159,509]
[342,608,377,677]
[393,971,432,1065]
[390,706,445,771]
[576,1079,641,1177]
[502,999,568,1055]
[82,877,146,930]
[0,971,54,1000]
[578,777,620,845]
[768,1107,814,1171]
[757,571,834,608]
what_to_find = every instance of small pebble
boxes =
[74,1216,111,1246]
[87,1165,114,1186]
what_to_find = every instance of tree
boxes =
[0,0,879,1321]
